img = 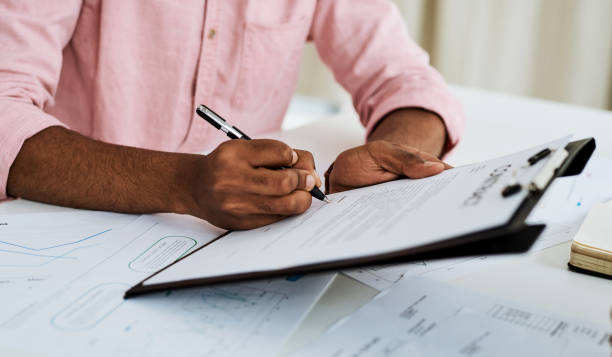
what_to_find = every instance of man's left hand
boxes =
[325,108,452,194]
[326,140,451,193]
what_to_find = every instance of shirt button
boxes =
[208,29,216,39]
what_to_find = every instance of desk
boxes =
[2,86,612,356]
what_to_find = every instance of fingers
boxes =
[211,190,312,230]
[292,149,323,187]
[239,142,322,190]
[201,140,320,230]
[243,139,297,168]
[224,214,287,231]
[292,149,315,171]
[221,190,313,216]
[232,140,322,183]
[368,141,446,179]
[242,168,316,195]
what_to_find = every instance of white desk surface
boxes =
[2,86,612,355]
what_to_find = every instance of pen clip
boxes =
[197,105,225,129]
[196,105,248,139]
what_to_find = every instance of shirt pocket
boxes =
[231,17,311,111]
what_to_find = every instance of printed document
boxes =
[295,277,611,357]
[143,137,570,286]
[343,156,612,290]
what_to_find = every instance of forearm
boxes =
[367,108,448,158]
[6,126,199,214]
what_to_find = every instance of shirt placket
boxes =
[184,0,221,149]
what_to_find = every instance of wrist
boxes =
[367,108,447,158]
[168,153,205,216]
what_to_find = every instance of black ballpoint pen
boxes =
[196,105,330,203]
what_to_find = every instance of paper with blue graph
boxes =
[0,213,334,357]
[0,211,137,322]
[0,211,134,275]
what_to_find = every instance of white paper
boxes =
[295,277,611,357]
[0,211,135,279]
[0,214,334,356]
[0,211,137,322]
[527,156,612,250]
[144,137,571,286]
[344,156,612,291]
[343,255,500,291]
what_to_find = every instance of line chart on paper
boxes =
[0,229,111,251]
[0,212,134,269]
[0,226,113,268]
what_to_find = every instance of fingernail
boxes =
[291,150,298,165]
[313,171,322,187]
[424,161,444,168]
[306,175,315,190]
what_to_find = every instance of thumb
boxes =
[370,141,445,179]
[395,144,453,170]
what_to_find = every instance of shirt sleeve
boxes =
[0,1,82,199]
[309,0,465,155]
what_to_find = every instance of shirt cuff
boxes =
[364,83,465,158]
[0,100,67,200]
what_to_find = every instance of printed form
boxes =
[143,137,570,286]
[295,277,611,357]
[343,156,612,291]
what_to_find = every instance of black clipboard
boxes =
[125,138,596,298]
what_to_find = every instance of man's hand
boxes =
[7,127,321,231]
[190,139,321,230]
[326,108,451,193]
[326,141,449,193]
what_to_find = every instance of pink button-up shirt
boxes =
[0,0,465,200]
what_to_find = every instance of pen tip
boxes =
[323,197,332,203]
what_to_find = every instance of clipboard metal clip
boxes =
[502,147,569,197]
[528,148,569,191]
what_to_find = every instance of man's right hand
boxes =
[7,127,320,231]
[188,139,321,230]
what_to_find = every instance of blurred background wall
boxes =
[295,0,612,111]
